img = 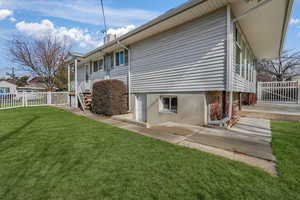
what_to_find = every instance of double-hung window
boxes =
[160,96,177,113]
[235,26,242,75]
[93,59,103,72]
[115,49,128,67]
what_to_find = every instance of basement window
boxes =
[160,96,177,113]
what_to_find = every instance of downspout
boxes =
[117,40,131,111]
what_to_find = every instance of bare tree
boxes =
[9,36,70,91]
[257,50,300,81]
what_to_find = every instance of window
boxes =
[160,96,177,113]
[115,52,120,66]
[115,49,128,67]
[125,49,129,65]
[0,87,10,93]
[93,61,98,72]
[245,48,249,80]
[235,26,242,75]
[93,59,103,72]
[235,45,241,74]
[241,41,246,78]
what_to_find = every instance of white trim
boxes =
[68,63,70,92]
[159,95,178,113]
[227,4,233,120]
[74,59,78,107]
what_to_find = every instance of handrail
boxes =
[77,82,86,112]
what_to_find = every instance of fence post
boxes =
[25,92,28,107]
[297,81,300,104]
[22,92,25,107]
[47,92,52,105]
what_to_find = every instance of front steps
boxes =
[83,93,92,110]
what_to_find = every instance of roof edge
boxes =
[280,0,294,54]
[82,0,208,58]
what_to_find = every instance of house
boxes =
[291,74,300,81]
[0,77,47,94]
[67,0,293,127]
[0,80,17,94]
[17,77,47,92]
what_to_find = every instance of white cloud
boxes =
[290,18,300,25]
[0,0,159,26]
[0,9,13,20]
[9,17,16,22]
[107,25,136,37]
[16,19,101,48]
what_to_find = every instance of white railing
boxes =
[0,92,69,110]
[257,81,300,104]
[77,82,86,111]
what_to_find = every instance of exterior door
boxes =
[135,94,147,122]
[85,65,91,90]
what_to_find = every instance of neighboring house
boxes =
[0,78,47,94]
[67,0,293,127]
[0,80,17,94]
[17,77,47,92]
[291,74,300,81]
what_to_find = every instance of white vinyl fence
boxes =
[257,81,300,104]
[0,92,69,110]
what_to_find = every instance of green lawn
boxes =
[0,107,299,200]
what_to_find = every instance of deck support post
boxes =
[74,59,78,108]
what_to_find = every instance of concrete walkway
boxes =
[242,103,300,122]
[60,107,276,176]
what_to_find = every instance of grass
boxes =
[0,106,299,200]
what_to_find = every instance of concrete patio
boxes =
[242,103,300,122]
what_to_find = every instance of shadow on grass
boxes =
[0,116,39,144]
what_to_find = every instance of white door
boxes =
[135,94,147,122]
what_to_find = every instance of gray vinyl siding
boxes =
[130,8,227,93]
[232,23,256,93]
[91,70,106,85]
[110,65,128,85]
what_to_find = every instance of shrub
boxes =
[91,80,128,116]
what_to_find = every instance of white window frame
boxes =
[93,58,104,72]
[114,50,125,67]
[0,87,10,93]
[235,23,257,82]
[159,96,178,113]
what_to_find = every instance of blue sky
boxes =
[0,0,299,77]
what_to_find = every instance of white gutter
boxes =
[116,40,131,111]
